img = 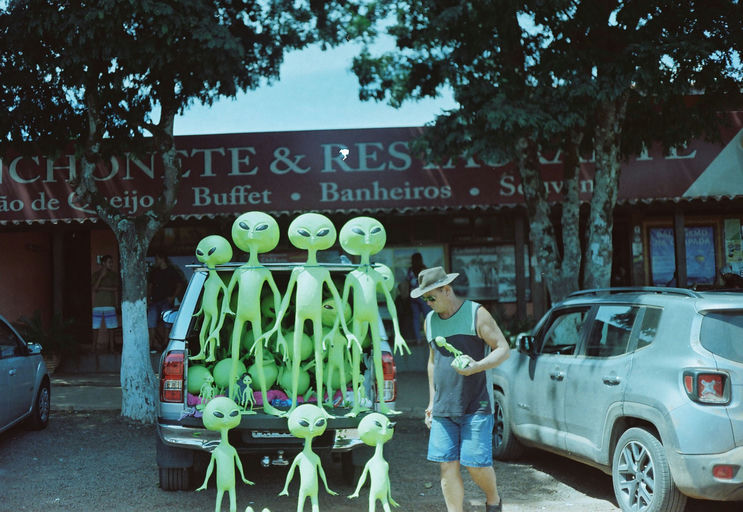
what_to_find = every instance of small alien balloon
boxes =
[339,216,408,416]
[279,404,337,511]
[225,211,284,416]
[434,335,471,370]
[262,212,359,415]
[197,397,254,512]
[191,235,233,362]
[236,373,256,414]
[349,412,398,512]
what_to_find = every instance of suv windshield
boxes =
[700,310,743,363]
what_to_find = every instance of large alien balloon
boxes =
[338,216,409,416]
[279,404,338,511]
[348,412,398,512]
[262,212,358,414]
[225,211,284,416]
[196,397,254,512]
[191,235,233,362]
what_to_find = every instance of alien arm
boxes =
[326,276,361,351]
[348,461,370,498]
[278,456,299,495]
[380,284,411,356]
[318,459,337,495]
[196,454,215,491]
[234,451,254,485]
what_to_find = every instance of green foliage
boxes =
[15,310,79,358]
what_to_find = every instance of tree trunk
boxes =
[116,224,158,422]
[583,95,628,290]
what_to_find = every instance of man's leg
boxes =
[467,465,500,507]
[440,460,465,512]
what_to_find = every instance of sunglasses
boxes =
[421,295,437,303]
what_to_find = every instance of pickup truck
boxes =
[155,262,398,491]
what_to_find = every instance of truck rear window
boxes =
[700,310,743,363]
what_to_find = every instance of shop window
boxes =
[648,225,717,286]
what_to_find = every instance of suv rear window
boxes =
[700,310,743,363]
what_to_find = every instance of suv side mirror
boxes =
[517,334,537,358]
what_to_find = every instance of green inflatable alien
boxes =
[225,211,285,416]
[197,397,254,512]
[279,403,337,511]
[191,235,233,362]
[349,412,398,511]
[262,213,358,415]
[434,335,472,370]
[338,216,409,416]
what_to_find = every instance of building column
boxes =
[673,208,687,287]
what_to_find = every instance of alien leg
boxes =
[347,318,366,417]
[214,489,225,512]
[191,311,210,360]
[289,318,304,413]
[312,317,328,413]
[228,486,237,512]
[252,322,283,416]
[310,493,319,512]
[228,317,246,400]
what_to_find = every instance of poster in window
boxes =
[649,226,716,286]
[373,246,446,297]
[450,245,530,302]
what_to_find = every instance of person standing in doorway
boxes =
[92,254,119,352]
[413,266,511,512]
[407,252,430,344]
[147,253,184,351]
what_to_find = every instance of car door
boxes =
[563,304,639,462]
[0,318,36,426]
[510,306,591,451]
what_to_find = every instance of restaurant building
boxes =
[1,114,742,348]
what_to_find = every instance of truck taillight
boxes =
[160,350,185,403]
[683,370,730,405]
[382,352,396,403]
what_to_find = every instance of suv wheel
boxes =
[492,389,523,460]
[159,467,191,491]
[612,428,686,512]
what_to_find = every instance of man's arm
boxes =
[455,306,510,376]
[425,345,435,429]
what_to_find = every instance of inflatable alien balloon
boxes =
[348,413,398,512]
[225,211,284,416]
[197,397,254,512]
[279,404,338,511]
[434,335,472,370]
[338,216,409,416]
[262,213,359,415]
[191,235,233,362]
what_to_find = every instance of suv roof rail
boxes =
[568,286,702,299]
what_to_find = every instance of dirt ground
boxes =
[0,411,737,512]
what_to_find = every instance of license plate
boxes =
[250,431,294,439]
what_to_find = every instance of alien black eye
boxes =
[230,410,239,417]
[375,421,383,428]
[213,411,224,418]
[208,247,216,255]
[315,418,326,427]
[255,223,268,231]
[299,420,310,427]
[317,228,330,237]
[371,227,382,234]
[298,228,311,238]
[196,249,204,256]
[323,304,333,310]
[239,221,250,230]
[352,227,365,236]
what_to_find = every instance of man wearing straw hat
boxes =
[413,266,511,512]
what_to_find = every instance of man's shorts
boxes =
[427,413,494,468]
[92,307,118,329]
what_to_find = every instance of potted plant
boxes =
[16,310,78,373]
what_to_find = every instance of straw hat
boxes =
[410,266,459,298]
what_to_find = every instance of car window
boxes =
[700,310,743,363]
[636,307,662,349]
[586,305,638,357]
[540,308,589,355]
[0,320,22,359]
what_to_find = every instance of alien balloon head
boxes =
[339,217,386,261]
[231,211,280,255]
[195,235,233,267]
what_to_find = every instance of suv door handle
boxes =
[8,368,16,376]
[549,369,565,381]
[602,375,621,385]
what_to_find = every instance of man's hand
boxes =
[424,406,433,429]
[452,354,477,375]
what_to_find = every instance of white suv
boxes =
[492,287,743,512]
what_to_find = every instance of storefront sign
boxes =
[1,115,741,223]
